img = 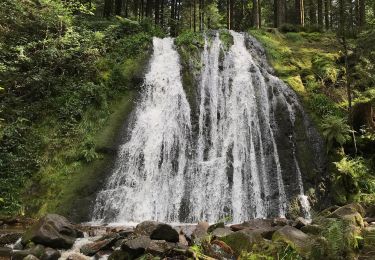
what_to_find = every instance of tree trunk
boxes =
[155,0,160,24]
[103,0,113,17]
[294,0,304,26]
[194,0,197,31]
[227,0,231,29]
[324,0,330,29]
[309,0,317,24]
[358,0,366,29]
[161,0,164,27]
[115,0,122,15]
[318,0,323,27]
[253,0,260,28]
[274,0,286,27]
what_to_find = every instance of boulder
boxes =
[0,247,12,258]
[150,224,179,242]
[64,252,89,260]
[272,226,312,257]
[108,250,129,260]
[329,203,365,227]
[121,236,152,258]
[40,247,60,260]
[23,255,39,260]
[191,222,209,243]
[230,219,274,232]
[22,214,83,249]
[219,229,263,256]
[211,227,233,238]
[134,221,160,236]
[146,240,174,256]
[293,217,310,229]
[204,240,235,260]
[30,244,45,258]
[11,250,32,260]
[80,233,120,256]
[300,224,323,235]
[241,226,280,240]
[80,238,115,256]
[272,218,289,227]
[208,222,225,233]
[0,232,23,246]
[10,244,46,260]
[179,233,189,246]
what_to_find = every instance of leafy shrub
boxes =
[307,94,342,119]
[312,54,339,85]
[175,31,205,50]
[321,115,351,152]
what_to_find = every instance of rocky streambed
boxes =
[1,203,375,260]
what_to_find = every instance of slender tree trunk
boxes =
[161,0,164,27]
[103,0,113,17]
[358,0,366,29]
[309,0,317,24]
[124,0,128,17]
[294,0,304,25]
[155,0,160,24]
[115,0,122,15]
[230,0,234,29]
[318,0,323,27]
[274,0,286,27]
[324,0,330,29]
[227,0,231,29]
[253,0,260,28]
[193,0,197,32]
[259,0,262,28]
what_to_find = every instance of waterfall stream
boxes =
[92,32,321,224]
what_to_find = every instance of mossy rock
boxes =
[219,230,264,256]
[272,226,313,257]
[329,203,365,227]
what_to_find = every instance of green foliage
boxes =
[278,245,303,260]
[312,54,340,84]
[321,115,351,152]
[334,157,368,180]
[175,31,205,50]
[219,30,234,50]
[239,251,273,260]
[0,0,153,215]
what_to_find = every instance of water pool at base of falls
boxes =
[92,31,323,225]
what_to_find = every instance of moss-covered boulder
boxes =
[219,229,264,256]
[272,226,313,257]
[329,203,365,227]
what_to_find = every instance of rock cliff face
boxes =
[92,31,326,224]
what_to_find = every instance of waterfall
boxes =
[93,32,318,224]
[93,37,192,223]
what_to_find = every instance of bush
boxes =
[321,115,351,152]
[279,23,301,33]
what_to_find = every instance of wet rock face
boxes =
[21,214,83,249]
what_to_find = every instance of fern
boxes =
[321,115,351,152]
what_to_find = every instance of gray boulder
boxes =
[211,227,233,238]
[40,247,60,260]
[22,214,83,249]
[272,226,312,257]
[191,222,209,243]
[134,221,160,236]
[150,223,179,242]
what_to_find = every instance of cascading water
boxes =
[93,37,192,223]
[93,32,323,224]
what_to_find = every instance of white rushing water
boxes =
[93,37,192,223]
[93,32,312,224]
